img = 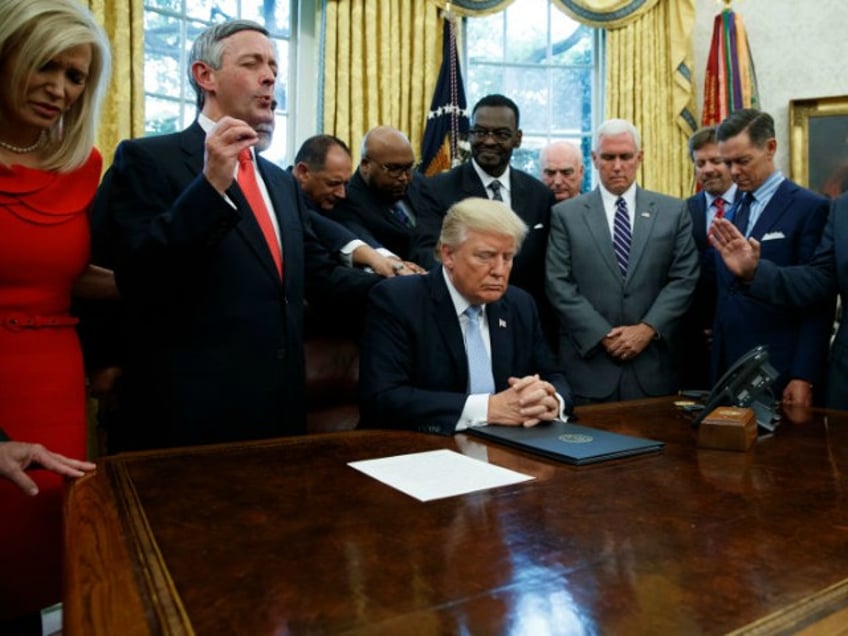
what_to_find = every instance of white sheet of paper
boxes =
[348,449,534,502]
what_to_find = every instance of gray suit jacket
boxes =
[545,187,699,399]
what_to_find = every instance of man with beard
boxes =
[332,126,443,272]
[428,94,556,342]
[95,20,376,450]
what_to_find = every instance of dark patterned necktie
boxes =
[391,202,413,228]
[714,197,725,218]
[489,180,504,202]
[613,197,631,277]
[732,192,754,235]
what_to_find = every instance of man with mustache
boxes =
[428,95,556,343]
[331,126,443,272]
[96,20,376,450]
[677,126,739,390]
[359,197,571,434]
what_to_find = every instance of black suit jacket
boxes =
[427,161,556,341]
[677,190,739,389]
[359,267,572,435]
[100,122,376,450]
[333,169,444,269]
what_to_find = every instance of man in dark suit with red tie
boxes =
[98,20,376,451]
[677,126,738,390]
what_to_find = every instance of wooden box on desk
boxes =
[698,406,757,451]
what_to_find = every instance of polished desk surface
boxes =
[64,398,848,635]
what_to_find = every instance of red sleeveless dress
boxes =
[0,149,101,618]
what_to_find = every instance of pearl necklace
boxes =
[0,130,47,154]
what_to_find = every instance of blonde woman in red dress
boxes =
[0,0,114,631]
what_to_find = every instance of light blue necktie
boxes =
[463,305,495,394]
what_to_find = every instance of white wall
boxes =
[693,0,848,176]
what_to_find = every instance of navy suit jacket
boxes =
[100,122,376,450]
[713,178,833,394]
[677,190,740,389]
[333,169,444,269]
[749,192,848,409]
[359,267,572,435]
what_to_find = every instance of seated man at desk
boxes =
[359,197,572,435]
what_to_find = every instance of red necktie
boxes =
[714,197,725,219]
[237,149,283,278]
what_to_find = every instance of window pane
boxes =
[465,0,601,188]
[244,0,290,37]
[503,66,547,131]
[504,2,546,64]
[144,48,182,99]
[466,14,503,62]
[263,112,288,167]
[187,0,239,22]
[550,67,591,133]
[146,0,181,12]
[273,38,288,112]
[145,96,182,136]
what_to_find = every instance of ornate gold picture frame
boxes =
[789,95,848,197]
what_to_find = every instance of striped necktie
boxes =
[714,197,725,218]
[613,196,631,277]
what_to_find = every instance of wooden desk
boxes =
[64,398,848,634]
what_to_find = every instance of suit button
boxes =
[276,348,286,359]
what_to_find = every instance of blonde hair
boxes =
[0,0,111,171]
[438,197,528,254]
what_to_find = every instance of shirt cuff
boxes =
[455,393,490,431]
[339,239,366,267]
[376,247,399,259]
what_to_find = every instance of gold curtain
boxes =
[85,0,145,170]
[322,0,442,163]
[605,0,696,197]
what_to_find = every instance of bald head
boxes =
[359,126,416,202]
[540,141,584,201]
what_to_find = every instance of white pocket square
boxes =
[533,223,544,229]
[761,231,785,241]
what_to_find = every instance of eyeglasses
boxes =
[366,158,416,178]
[469,128,515,142]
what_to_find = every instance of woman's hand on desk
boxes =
[0,441,96,496]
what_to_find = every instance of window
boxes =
[143,0,292,165]
[464,0,603,190]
